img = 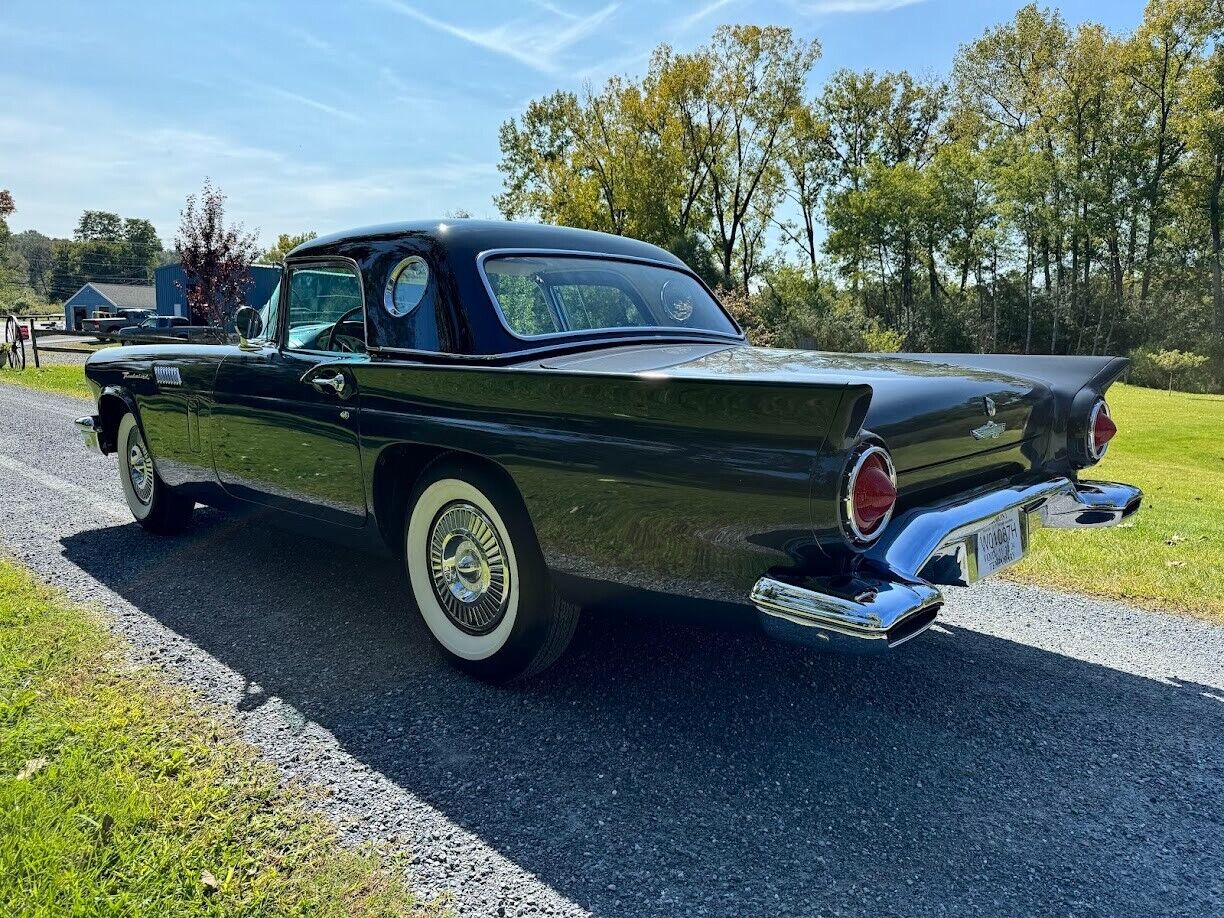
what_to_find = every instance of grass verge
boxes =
[0,364,91,400]
[0,559,447,917]
[1011,383,1224,622]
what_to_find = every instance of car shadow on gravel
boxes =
[61,511,1223,918]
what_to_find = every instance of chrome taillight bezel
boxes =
[840,443,898,546]
[1086,399,1112,463]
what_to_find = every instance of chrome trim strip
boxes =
[475,247,744,344]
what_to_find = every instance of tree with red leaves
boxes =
[174,179,259,327]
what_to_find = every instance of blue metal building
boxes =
[154,263,281,319]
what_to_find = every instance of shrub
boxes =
[1129,347,1218,393]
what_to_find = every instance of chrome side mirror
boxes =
[235,306,263,343]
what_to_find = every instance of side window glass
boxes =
[286,263,365,353]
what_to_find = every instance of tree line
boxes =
[1,204,171,305]
[497,2,1224,391]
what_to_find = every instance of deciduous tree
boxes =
[174,179,259,328]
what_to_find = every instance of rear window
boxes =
[481,254,738,339]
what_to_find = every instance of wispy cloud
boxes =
[530,0,580,21]
[287,26,335,56]
[251,83,364,124]
[372,0,619,73]
[680,0,737,30]
[797,0,925,13]
[0,83,497,243]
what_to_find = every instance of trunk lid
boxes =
[538,343,1052,475]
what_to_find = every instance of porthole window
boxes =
[384,255,430,318]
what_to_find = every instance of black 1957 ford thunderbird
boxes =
[77,220,1141,681]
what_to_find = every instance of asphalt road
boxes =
[1,383,1221,917]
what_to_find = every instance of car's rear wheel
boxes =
[117,412,194,534]
[404,458,579,682]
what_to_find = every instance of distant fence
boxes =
[7,314,228,369]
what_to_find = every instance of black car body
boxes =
[78,220,1141,680]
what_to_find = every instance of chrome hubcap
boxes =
[428,501,510,634]
[126,429,154,504]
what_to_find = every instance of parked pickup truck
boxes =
[115,315,225,344]
[81,309,153,339]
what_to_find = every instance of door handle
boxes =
[309,371,346,396]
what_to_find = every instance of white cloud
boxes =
[797,0,925,13]
[680,0,737,30]
[371,0,620,74]
[0,82,496,245]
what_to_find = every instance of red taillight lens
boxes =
[1093,406,1116,454]
[1088,401,1115,461]
[845,446,897,543]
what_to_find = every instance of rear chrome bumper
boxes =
[752,477,1141,654]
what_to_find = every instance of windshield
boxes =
[256,278,282,342]
[482,254,739,339]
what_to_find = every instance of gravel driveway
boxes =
[1,383,1221,917]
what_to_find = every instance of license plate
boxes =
[975,509,1024,580]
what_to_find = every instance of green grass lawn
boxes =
[1011,383,1224,622]
[0,559,447,917]
[0,364,91,399]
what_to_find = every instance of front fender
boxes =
[95,385,142,454]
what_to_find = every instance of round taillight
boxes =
[843,445,897,544]
[1088,401,1116,461]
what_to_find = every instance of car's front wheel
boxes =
[116,412,194,534]
[404,459,579,682]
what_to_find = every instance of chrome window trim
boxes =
[475,247,744,344]
[841,444,897,545]
[384,255,431,319]
[281,255,369,355]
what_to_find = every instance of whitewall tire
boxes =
[117,412,194,534]
[405,459,579,682]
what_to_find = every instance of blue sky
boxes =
[2,0,1145,247]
